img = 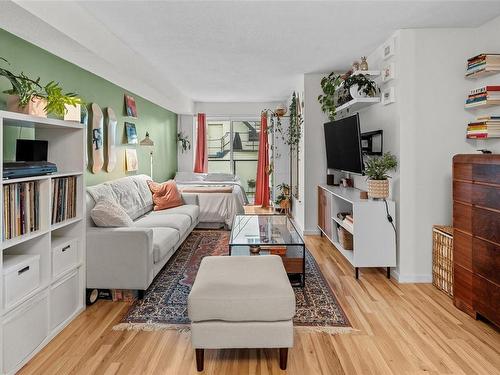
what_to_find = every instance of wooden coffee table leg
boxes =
[279,348,288,370]
[195,348,204,371]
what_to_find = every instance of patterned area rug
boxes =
[114,230,351,333]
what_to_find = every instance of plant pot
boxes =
[279,199,290,209]
[367,179,389,199]
[349,84,367,99]
[7,95,47,118]
[64,103,81,122]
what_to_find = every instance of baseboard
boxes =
[392,270,432,283]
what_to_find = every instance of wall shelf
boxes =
[351,70,380,77]
[464,100,500,109]
[336,97,381,113]
[0,110,83,130]
[465,67,500,79]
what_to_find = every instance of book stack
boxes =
[2,181,40,240]
[466,54,500,77]
[343,214,354,233]
[51,176,78,224]
[467,115,500,139]
[465,86,500,108]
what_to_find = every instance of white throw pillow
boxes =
[91,199,134,227]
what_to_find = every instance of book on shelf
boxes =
[51,175,78,225]
[466,54,500,76]
[467,118,500,138]
[2,181,40,240]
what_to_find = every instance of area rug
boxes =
[114,230,351,334]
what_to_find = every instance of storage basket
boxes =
[337,226,353,250]
[432,225,453,297]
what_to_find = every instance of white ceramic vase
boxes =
[349,84,367,99]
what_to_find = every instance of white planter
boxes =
[349,84,367,99]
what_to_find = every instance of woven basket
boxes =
[432,225,453,297]
[337,226,353,250]
[367,179,389,199]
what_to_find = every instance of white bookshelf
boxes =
[318,185,396,279]
[0,110,85,375]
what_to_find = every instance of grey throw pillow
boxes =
[91,199,134,227]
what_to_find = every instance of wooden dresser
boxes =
[452,154,499,327]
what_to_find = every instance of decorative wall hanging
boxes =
[382,38,395,60]
[90,103,104,174]
[125,122,138,144]
[382,62,396,83]
[126,148,139,171]
[124,94,138,118]
[106,107,117,172]
[381,87,396,105]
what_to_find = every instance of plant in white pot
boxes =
[364,152,398,199]
[344,73,379,99]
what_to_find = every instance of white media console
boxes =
[317,184,397,279]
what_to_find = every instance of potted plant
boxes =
[277,182,290,196]
[364,152,398,199]
[247,178,256,191]
[318,72,342,121]
[275,193,290,209]
[344,73,379,99]
[1,57,82,118]
[177,131,191,153]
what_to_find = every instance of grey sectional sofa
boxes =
[85,175,199,294]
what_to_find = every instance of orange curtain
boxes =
[193,113,208,173]
[254,112,270,207]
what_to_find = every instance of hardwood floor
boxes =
[19,235,500,374]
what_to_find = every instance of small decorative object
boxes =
[364,152,398,199]
[64,103,81,122]
[125,122,138,144]
[359,191,369,200]
[106,108,117,172]
[247,178,256,191]
[274,183,291,213]
[382,62,395,83]
[340,178,353,188]
[1,57,82,118]
[381,87,396,105]
[275,103,287,117]
[344,74,379,99]
[125,148,139,171]
[177,131,191,153]
[359,56,369,71]
[382,38,395,60]
[352,60,360,71]
[124,94,138,118]
[90,103,104,174]
[317,72,342,121]
[139,132,155,178]
[249,245,261,254]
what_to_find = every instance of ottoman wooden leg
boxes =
[195,349,204,371]
[279,348,288,370]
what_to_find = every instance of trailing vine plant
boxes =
[287,92,302,152]
[317,72,342,121]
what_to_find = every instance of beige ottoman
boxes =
[188,255,296,371]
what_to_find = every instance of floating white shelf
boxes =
[464,99,500,109]
[351,70,380,77]
[336,97,381,113]
[465,67,500,79]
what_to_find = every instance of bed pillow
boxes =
[147,180,184,211]
[91,199,133,227]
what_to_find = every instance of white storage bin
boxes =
[3,291,49,374]
[3,254,40,309]
[50,270,80,330]
[52,237,79,278]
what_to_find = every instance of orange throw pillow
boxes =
[147,180,184,211]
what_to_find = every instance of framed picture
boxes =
[381,87,396,105]
[125,122,138,144]
[382,62,396,83]
[124,94,138,118]
[382,38,395,60]
[125,148,138,171]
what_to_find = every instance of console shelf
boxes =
[317,185,397,279]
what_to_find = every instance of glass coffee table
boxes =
[229,215,306,287]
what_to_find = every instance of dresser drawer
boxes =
[472,207,500,245]
[473,164,500,185]
[50,270,80,330]
[3,254,40,309]
[52,238,79,279]
[453,181,472,203]
[453,264,473,308]
[473,238,500,285]
[453,202,472,233]
[473,274,500,326]
[453,230,472,270]
[453,163,472,181]
[472,184,500,211]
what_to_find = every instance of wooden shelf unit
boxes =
[317,185,396,279]
[0,110,85,375]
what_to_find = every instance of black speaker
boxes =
[327,174,335,185]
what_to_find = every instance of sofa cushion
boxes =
[188,256,296,322]
[151,204,199,225]
[147,180,183,211]
[90,199,134,227]
[107,175,153,220]
[134,212,191,234]
[152,228,179,263]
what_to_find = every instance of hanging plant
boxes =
[287,92,302,151]
[177,131,191,153]
[317,72,342,121]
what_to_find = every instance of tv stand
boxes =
[317,185,396,279]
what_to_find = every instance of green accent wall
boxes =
[0,28,178,186]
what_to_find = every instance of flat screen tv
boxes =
[324,114,364,175]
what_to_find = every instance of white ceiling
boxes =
[4,1,500,112]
